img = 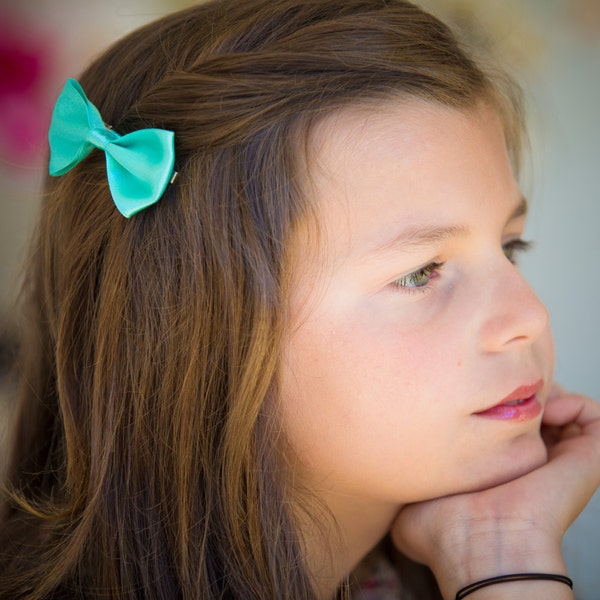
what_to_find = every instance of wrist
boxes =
[428,524,568,599]
[455,574,573,600]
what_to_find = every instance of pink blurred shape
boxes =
[0,8,56,168]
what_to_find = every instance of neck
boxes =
[300,494,401,599]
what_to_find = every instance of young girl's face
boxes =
[280,100,554,514]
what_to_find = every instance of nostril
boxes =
[505,334,530,346]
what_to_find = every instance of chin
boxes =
[471,432,549,491]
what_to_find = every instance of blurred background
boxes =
[0,0,598,596]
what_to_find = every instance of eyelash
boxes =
[503,238,533,264]
[390,238,533,293]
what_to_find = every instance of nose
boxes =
[478,263,550,353]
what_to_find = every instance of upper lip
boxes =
[474,378,544,413]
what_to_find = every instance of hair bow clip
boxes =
[48,78,176,218]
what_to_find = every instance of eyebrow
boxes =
[510,196,528,220]
[365,196,528,258]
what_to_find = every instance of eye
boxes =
[391,262,443,291]
[503,239,533,264]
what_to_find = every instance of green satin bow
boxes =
[48,78,176,218]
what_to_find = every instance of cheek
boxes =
[284,296,466,411]
[279,307,463,456]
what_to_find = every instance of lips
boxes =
[474,379,544,421]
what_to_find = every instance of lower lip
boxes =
[474,394,542,421]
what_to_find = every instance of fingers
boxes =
[542,388,600,431]
[534,389,600,525]
[541,390,599,446]
[546,381,568,402]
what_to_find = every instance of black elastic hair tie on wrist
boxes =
[455,572,573,599]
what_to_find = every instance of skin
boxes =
[279,100,600,598]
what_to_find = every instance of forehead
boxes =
[306,99,501,193]
[297,99,517,252]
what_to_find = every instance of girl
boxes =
[1,0,599,598]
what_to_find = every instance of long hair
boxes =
[0,1,524,597]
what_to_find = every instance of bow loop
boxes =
[104,129,176,217]
[48,78,176,217]
[48,79,106,176]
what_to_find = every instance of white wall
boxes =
[517,3,600,597]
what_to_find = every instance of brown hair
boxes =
[0,1,523,597]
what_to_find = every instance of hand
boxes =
[390,385,600,599]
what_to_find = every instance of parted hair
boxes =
[0,1,524,598]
